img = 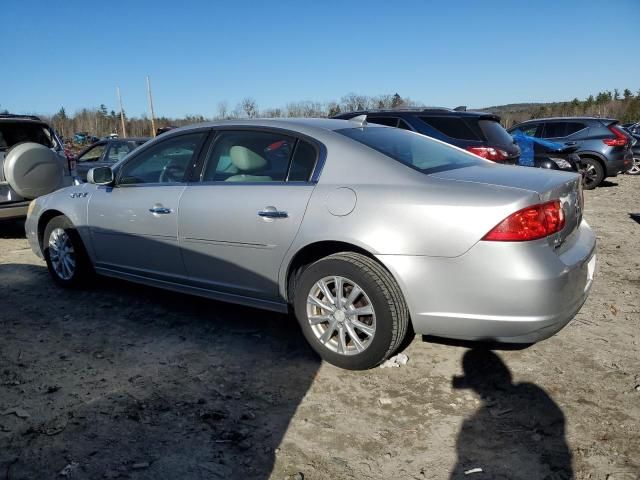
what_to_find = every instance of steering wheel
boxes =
[159,164,184,183]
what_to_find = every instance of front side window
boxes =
[107,142,134,162]
[202,131,296,182]
[78,144,106,162]
[337,127,486,174]
[118,133,205,185]
[515,123,540,137]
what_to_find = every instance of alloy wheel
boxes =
[583,163,598,187]
[306,276,376,356]
[628,157,640,175]
[48,228,76,281]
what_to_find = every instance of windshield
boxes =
[0,122,55,151]
[336,126,486,174]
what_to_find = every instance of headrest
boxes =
[230,146,267,172]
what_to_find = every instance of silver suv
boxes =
[0,114,77,220]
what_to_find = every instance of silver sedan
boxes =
[25,118,596,370]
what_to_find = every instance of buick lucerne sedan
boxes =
[25,118,596,370]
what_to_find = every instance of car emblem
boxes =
[69,192,88,198]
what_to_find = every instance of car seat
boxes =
[225,146,272,182]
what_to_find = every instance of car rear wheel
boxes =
[627,156,640,175]
[581,158,604,189]
[293,252,410,370]
[43,216,93,287]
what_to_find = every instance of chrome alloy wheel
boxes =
[48,228,76,280]
[628,156,640,175]
[583,163,598,187]
[306,276,376,356]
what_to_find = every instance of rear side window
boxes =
[541,123,567,138]
[515,123,541,137]
[564,122,587,136]
[419,117,480,140]
[202,131,296,182]
[288,140,317,181]
[367,117,399,127]
[337,127,486,174]
[478,119,514,145]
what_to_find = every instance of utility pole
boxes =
[117,86,127,138]
[146,76,157,137]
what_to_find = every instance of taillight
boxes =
[483,200,565,241]
[466,146,509,161]
[603,126,628,147]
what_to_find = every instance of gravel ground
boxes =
[0,175,638,480]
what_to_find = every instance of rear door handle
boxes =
[149,206,172,214]
[258,209,288,219]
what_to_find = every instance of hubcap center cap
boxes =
[334,310,346,323]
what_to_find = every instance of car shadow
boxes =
[0,263,320,480]
[449,348,573,479]
[598,180,619,188]
[629,213,640,225]
[0,218,26,239]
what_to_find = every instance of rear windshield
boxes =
[336,127,486,174]
[478,119,514,145]
[0,122,55,151]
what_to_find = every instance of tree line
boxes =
[6,88,638,141]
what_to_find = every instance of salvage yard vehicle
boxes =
[25,118,596,370]
[74,137,149,181]
[508,117,633,189]
[335,108,522,164]
[0,114,77,220]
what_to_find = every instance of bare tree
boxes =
[240,97,258,118]
[217,101,228,119]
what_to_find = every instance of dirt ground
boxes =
[0,176,638,480]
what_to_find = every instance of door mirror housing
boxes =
[87,166,114,185]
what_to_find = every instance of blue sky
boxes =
[1,0,638,118]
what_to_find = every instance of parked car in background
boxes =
[511,130,582,173]
[26,119,595,370]
[508,118,633,189]
[335,108,521,164]
[620,124,640,175]
[75,137,149,181]
[0,114,77,220]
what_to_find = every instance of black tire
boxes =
[293,252,410,370]
[43,215,94,288]
[581,157,604,190]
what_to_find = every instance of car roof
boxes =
[518,117,616,123]
[339,108,494,118]
[0,114,48,126]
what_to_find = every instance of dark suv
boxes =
[334,108,520,164]
[508,117,633,189]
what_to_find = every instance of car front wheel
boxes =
[43,216,93,287]
[293,252,410,370]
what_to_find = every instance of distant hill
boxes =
[475,102,562,114]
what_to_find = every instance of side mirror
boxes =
[87,166,114,185]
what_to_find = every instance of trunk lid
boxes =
[430,163,583,248]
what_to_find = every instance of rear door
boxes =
[178,129,320,300]
[88,131,208,280]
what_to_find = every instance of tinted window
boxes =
[564,122,587,136]
[398,119,413,130]
[288,140,317,181]
[78,144,106,162]
[202,131,295,182]
[0,122,55,150]
[337,127,486,174]
[367,117,399,127]
[107,142,134,162]
[478,119,514,145]
[515,123,540,137]
[542,123,567,138]
[419,117,480,140]
[119,133,204,185]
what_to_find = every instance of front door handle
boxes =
[258,208,288,219]
[149,206,172,214]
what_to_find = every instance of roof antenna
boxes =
[349,114,368,127]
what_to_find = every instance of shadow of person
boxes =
[450,349,573,480]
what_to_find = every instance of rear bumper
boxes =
[605,150,633,176]
[377,220,596,343]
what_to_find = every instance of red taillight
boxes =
[466,146,509,161]
[603,125,628,147]
[482,200,565,241]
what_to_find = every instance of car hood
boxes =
[428,163,580,196]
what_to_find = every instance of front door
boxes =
[88,132,207,281]
[178,130,319,300]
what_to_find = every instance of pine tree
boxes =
[391,93,402,108]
